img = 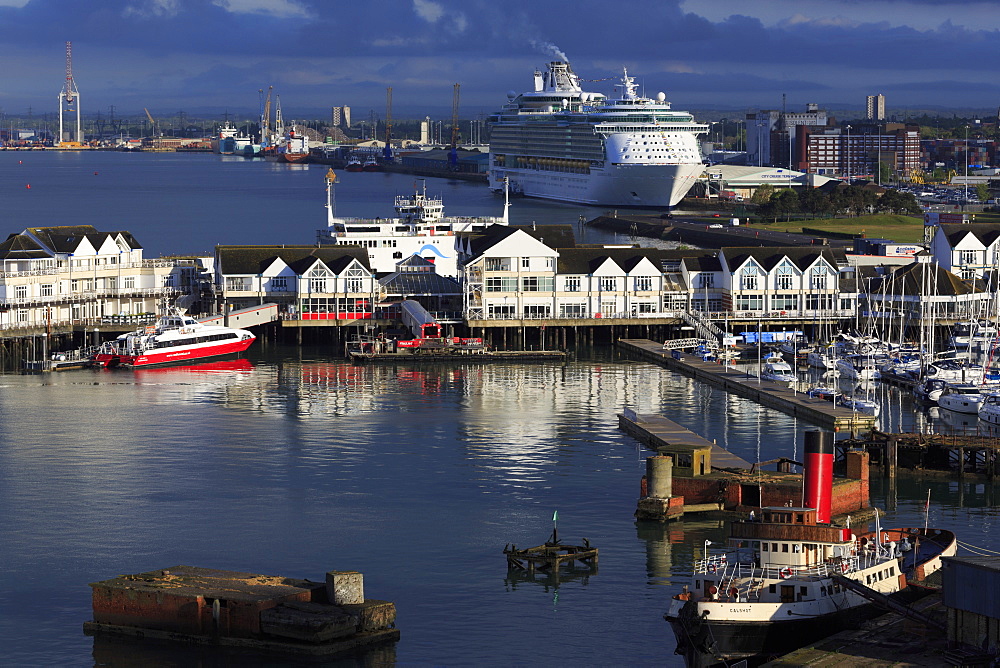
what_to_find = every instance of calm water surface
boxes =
[0,152,996,666]
[0,151,666,256]
[1,347,996,667]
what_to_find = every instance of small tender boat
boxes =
[90,310,255,368]
[806,386,838,401]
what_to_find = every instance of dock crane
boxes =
[449,83,460,169]
[259,86,273,147]
[383,87,394,163]
[143,107,160,149]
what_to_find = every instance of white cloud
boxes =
[123,0,181,19]
[413,0,445,24]
[680,0,1000,31]
[212,0,312,19]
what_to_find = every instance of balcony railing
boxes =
[0,287,176,307]
[0,258,177,279]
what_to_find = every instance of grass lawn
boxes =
[761,215,926,243]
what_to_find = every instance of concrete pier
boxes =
[618,339,877,432]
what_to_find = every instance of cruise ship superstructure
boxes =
[488,61,708,207]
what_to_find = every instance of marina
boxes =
[618,339,878,431]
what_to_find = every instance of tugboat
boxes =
[665,430,956,667]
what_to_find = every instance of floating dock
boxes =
[618,411,751,470]
[618,339,877,432]
[83,565,398,657]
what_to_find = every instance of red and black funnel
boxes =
[802,429,834,523]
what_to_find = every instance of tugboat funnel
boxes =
[802,429,834,523]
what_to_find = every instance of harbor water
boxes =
[1,152,998,666]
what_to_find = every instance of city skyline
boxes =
[1,0,999,121]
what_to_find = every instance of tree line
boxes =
[750,184,923,221]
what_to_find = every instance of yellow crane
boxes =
[261,86,273,147]
[383,87,393,163]
[143,108,160,149]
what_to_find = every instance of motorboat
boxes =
[761,362,796,383]
[979,392,1000,426]
[807,349,837,370]
[837,395,880,417]
[835,355,880,381]
[937,384,987,415]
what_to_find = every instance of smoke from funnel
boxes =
[530,40,568,63]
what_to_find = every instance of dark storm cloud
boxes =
[0,0,997,112]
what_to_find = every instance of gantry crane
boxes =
[449,83,461,169]
[383,87,394,163]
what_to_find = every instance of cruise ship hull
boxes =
[489,162,704,208]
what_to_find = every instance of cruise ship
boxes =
[317,171,509,278]
[488,61,708,207]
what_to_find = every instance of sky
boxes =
[1,0,999,123]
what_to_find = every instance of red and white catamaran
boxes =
[91,310,255,368]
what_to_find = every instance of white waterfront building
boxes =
[0,225,177,330]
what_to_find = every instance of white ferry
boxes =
[316,170,509,277]
[488,60,708,207]
[91,311,255,368]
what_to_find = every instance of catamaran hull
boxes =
[489,162,705,208]
[91,337,255,368]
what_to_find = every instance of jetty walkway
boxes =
[618,410,751,470]
[618,339,877,432]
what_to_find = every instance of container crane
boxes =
[449,83,460,169]
[383,87,394,163]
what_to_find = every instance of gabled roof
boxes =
[556,247,689,275]
[0,233,49,259]
[721,246,840,273]
[23,226,142,253]
[216,245,371,275]
[939,223,1000,248]
[869,262,975,297]
[682,255,723,272]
